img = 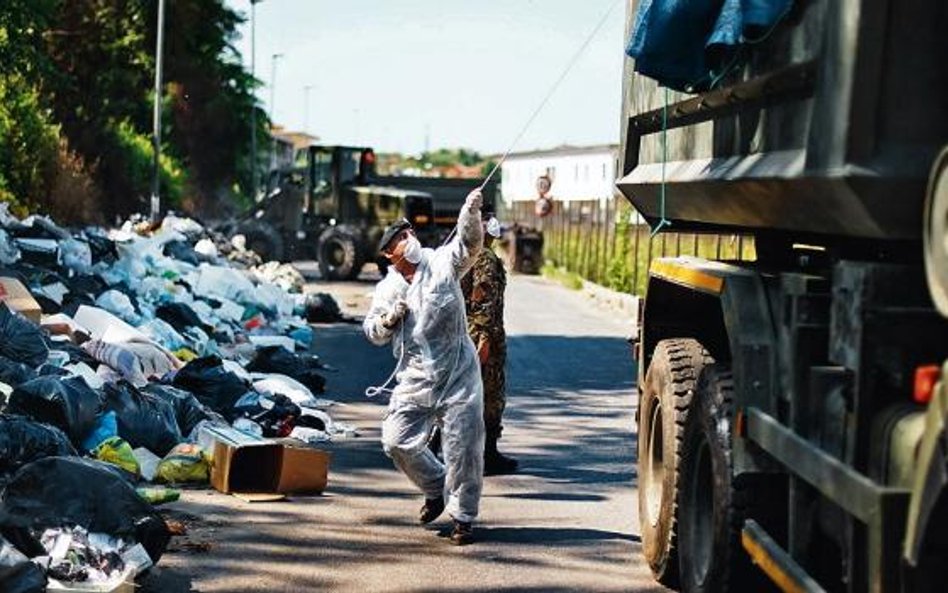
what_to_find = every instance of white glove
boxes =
[465,189,483,211]
[382,299,408,329]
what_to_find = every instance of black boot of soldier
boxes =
[484,435,517,476]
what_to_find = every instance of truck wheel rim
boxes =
[686,437,713,585]
[646,401,665,527]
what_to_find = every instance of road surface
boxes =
[144,273,666,592]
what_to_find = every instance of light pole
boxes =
[269,52,284,171]
[150,0,167,222]
[303,84,314,133]
[250,0,262,201]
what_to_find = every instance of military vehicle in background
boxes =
[229,145,496,280]
[618,0,948,591]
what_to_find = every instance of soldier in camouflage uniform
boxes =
[461,215,518,475]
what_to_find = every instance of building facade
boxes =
[500,144,619,206]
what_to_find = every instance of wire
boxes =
[478,0,623,190]
[649,86,671,237]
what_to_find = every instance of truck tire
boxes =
[318,227,363,281]
[638,338,713,588]
[239,221,284,263]
[678,366,769,593]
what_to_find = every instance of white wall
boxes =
[501,149,617,205]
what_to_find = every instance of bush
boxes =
[111,120,187,210]
[0,75,60,214]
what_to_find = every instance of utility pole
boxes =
[303,84,314,133]
[269,52,284,171]
[150,0,167,222]
[250,0,262,201]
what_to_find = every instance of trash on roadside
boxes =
[0,303,48,366]
[7,376,103,445]
[101,382,182,457]
[132,447,161,482]
[201,424,330,498]
[92,437,140,477]
[0,415,77,478]
[0,278,42,323]
[136,486,181,506]
[0,457,171,562]
[155,443,210,485]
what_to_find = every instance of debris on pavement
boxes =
[0,208,350,587]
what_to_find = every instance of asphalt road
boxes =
[144,272,667,592]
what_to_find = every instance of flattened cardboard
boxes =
[0,277,42,322]
[205,426,330,498]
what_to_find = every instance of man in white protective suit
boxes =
[363,189,485,546]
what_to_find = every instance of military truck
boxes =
[618,1,948,591]
[230,145,496,280]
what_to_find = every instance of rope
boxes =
[438,0,622,248]
[649,86,671,237]
[478,0,623,191]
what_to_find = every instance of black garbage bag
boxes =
[141,384,221,436]
[0,356,36,389]
[246,345,327,394]
[6,377,103,445]
[0,304,48,367]
[304,292,343,323]
[63,274,110,299]
[34,293,61,315]
[232,392,301,438]
[156,302,210,334]
[163,240,202,266]
[171,356,253,418]
[0,415,76,478]
[0,534,46,593]
[84,233,118,265]
[0,457,171,562]
[43,337,98,367]
[102,382,182,457]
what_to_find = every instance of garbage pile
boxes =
[0,205,350,592]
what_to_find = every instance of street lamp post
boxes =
[150,0,167,222]
[250,0,262,201]
[269,52,284,171]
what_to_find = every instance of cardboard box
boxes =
[203,426,330,498]
[0,277,42,322]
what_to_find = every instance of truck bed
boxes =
[374,175,497,226]
[617,0,948,242]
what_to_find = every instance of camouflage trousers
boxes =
[482,343,507,440]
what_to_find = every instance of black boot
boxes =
[484,435,518,476]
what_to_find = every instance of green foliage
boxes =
[0,75,60,212]
[541,262,584,291]
[605,210,633,293]
[0,0,265,221]
[111,120,186,208]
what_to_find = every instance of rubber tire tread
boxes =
[318,227,363,281]
[240,221,285,262]
[678,366,772,593]
[638,338,713,590]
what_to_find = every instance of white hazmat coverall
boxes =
[363,198,485,523]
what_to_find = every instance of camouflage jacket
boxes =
[461,248,507,346]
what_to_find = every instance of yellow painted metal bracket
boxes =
[650,258,725,294]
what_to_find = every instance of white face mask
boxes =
[402,235,423,264]
[486,217,501,238]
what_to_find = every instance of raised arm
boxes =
[442,189,484,279]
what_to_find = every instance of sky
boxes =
[225,0,626,156]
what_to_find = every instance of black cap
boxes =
[378,219,412,253]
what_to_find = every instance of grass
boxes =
[541,262,584,291]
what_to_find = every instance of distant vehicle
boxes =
[226,145,496,280]
[619,1,948,592]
